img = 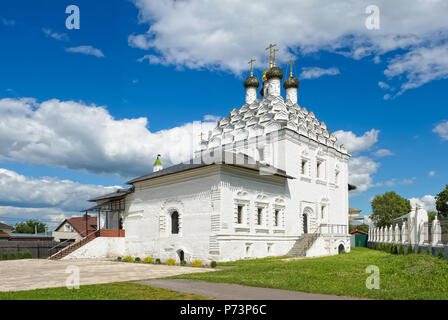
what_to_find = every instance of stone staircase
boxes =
[287,233,320,257]
[49,230,99,260]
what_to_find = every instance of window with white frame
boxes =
[274,209,280,227]
[237,205,244,224]
[335,169,340,184]
[301,159,308,175]
[321,205,326,220]
[316,160,325,179]
[257,207,263,226]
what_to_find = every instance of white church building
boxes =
[52,49,352,263]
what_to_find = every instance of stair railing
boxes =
[49,229,100,259]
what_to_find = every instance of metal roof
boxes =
[88,188,132,202]
[126,151,293,185]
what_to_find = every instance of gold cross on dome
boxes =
[287,58,296,77]
[265,44,277,67]
[273,49,279,67]
[248,58,256,77]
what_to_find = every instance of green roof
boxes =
[154,158,162,166]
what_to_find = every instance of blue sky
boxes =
[0,0,447,228]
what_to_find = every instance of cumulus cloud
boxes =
[348,156,380,193]
[300,67,340,80]
[42,28,69,41]
[334,129,379,154]
[0,98,217,178]
[374,149,393,157]
[65,46,105,58]
[433,120,448,140]
[409,195,436,212]
[0,168,118,211]
[129,0,448,94]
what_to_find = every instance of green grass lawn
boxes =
[0,282,208,300]
[173,248,448,300]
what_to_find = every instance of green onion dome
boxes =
[283,76,300,89]
[265,67,283,81]
[243,76,260,89]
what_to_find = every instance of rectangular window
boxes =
[237,205,243,224]
[301,160,307,175]
[317,160,325,178]
[321,206,325,219]
[274,209,279,227]
[335,170,340,184]
[257,208,263,225]
[257,147,265,162]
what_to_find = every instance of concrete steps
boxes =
[287,233,320,257]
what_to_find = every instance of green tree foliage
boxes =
[13,220,46,234]
[370,192,412,227]
[428,211,437,221]
[435,185,448,217]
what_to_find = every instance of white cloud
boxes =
[129,0,448,95]
[374,148,393,157]
[378,81,390,90]
[348,156,380,193]
[334,129,379,154]
[0,98,217,178]
[65,46,105,58]
[42,28,69,41]
[0,168,119,211]
[300,67,340,80]
[429,170,436,177]
[384,44,448,95]
[409,195,436,212]
[433,120,448,140]
[203,115,220,122]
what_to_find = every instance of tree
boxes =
[435,185,448,217]
[370,191,411,227]
[428,211,437,221]
[356,223,370,233]
[13,220,46,234]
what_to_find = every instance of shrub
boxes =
[155,258,161,264]
[124,256,133,262]
[391,244,397,255]
[8,252,16,260]
[180,260,186,266]
[210,261,217,268]
[143,257,153,264]
[398,245,405,255]
[407,246,413,255]
[165,258,175,265]
[134,257,141,262]
[17,252,24,259]
[438,248,445,259]
[375,243,379,250]
[192,260,202,267]
[416,246,422,255]
[426,248,431,256]
[1,252,8,260]
[116,256,122,261]
[23,251,32,259]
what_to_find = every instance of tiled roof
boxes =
[58,215,97,237]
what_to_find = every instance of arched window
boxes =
[171,211,179,234]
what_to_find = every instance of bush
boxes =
[438,248,445,259]
[375,243,379,250]
[165,258,175,265]
[143,257,153,264]
[155,258,161,264]
[180,260,187,266]
[391,244,397,255]
[398,245,405,255]
[426,248,431,256]
[116,256,122,261]
[124,256,133,262]
[8,252,16,260]
[407,246,413,255]
[17,252,24,259]
[417,246,422,255]
[210,261,217,268]
[1,252,8,260]
[192,260,202,267]
[134,257,141,262]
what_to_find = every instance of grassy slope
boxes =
[174,248,448,300]
[0,282,208,300]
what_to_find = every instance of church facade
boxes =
[63,50,351,263]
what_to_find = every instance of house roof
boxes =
[126,151,294,185]
[88,188,132,202]
[0,222,13,230]
[56,215,97,237]
[349,207,362,215]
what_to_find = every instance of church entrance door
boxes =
[303,214,308,234]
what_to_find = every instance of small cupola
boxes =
[283,58,300,104]
[153,154,163,172]
[244,59,259,104]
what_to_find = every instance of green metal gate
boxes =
[354,234,368,247]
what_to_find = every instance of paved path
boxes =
[0,259,213,292]
[139,279,362,300]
